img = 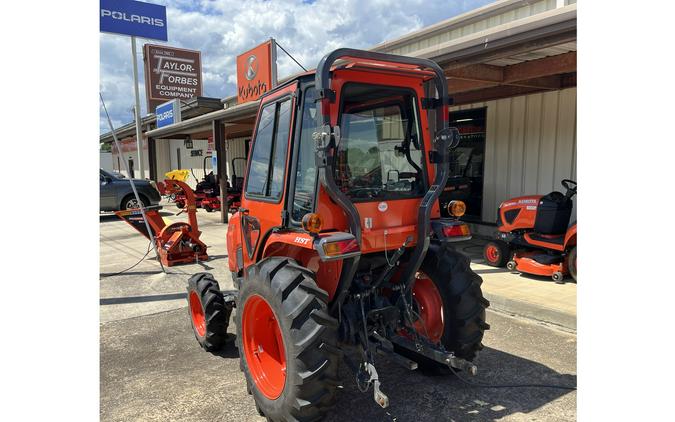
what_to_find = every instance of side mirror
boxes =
[101,176,111,185]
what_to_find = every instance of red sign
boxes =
[236,40,277,103]
[143,44,203,111]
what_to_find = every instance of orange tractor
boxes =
[186,48,489,420]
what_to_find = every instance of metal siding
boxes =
[537,90,560,194]
[494,99,512,216]
[377,0,561,57]
[155,139,172,179]
[522,94,543,194]
[508,95,527,198]
[455,88,577,223]
[482,100,499,220]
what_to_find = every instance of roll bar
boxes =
[315,48,449,126]
[312,48,454,311]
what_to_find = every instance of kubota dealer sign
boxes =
[236,40,277,103]
[143,44,203,111]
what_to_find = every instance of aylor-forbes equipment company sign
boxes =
[236,39,278,103]
[100,0,167,41]
[143,44,202,111]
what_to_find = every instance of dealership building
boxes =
[101,0,577,232]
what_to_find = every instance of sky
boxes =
[100,0,494,134]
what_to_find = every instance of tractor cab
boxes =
[228,50,472,280]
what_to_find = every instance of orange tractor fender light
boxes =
[302,213,323,233]
[447,200,466,218]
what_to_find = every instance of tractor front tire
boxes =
[187,273,232,352]
[236,257,340,422]
[402,242,489,373]
[483,240,510,267]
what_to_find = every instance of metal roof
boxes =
[144,99,260,139]
[484,40,576,66]
[99,96,223,143]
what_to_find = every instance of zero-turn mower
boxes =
[483,179,577,283]
[115,179,208,267]
[186,48,489,421]
[173,156,220,210]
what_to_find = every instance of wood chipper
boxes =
[185,48,489,421]
[115,179,208,267]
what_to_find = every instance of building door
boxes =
[448,108,486,220]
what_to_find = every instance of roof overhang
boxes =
[100,96,223,143]
[145,99,260,139]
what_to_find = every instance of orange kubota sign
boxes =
[236,39,277,103]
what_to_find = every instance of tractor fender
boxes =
[227,212,242,272]
[564,223,577,249]
[262,232,342,301]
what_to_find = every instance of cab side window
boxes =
[291,87,318,221]
[245,99,292,200]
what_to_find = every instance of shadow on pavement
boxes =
[203,335,576,421]
[100,290,237,306]
[99,211,175,224]
[323,346,576,422]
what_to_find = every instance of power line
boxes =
[275,40,308,72]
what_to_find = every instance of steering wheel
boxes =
[561,179,577,198]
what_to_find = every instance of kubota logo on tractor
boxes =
[236,40,276,103]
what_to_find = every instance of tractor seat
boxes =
[524,232,565,251]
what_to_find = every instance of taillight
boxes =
[442,224,470,237]
[322,238,359,257]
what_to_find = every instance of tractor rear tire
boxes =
[236,257,340,422]
[187,273,232,352]
[400,242,489,372]
[568,246,577,282]
[483,240,510,267]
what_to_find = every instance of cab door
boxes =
[240,83,297,266]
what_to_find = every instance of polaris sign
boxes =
[100,0,168,41]
[155,99,181,128]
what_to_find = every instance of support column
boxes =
[147,137,157,182]
[213,119,228,223]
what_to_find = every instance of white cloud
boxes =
[100,0,492,134]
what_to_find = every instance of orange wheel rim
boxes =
[189,291,206,337]
[485,244,500,263]
[242,295,287,400]
[412,274,444,344]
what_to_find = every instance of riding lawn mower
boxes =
[483,179,577,283]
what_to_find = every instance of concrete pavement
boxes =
[456,238,576,330]
[100,202,577,420]
[100,307,576,421]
